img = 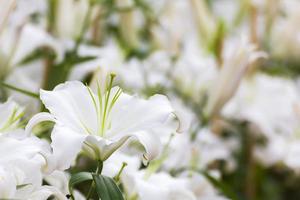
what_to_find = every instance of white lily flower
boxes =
[0,128,66,199]
[271,0,300,61]
[224,73,300,172]
[0,24,64,78]
[164,128,236,172]
[26,76,177,172]
[223,73,300,138]
[11,24,64,65]
[0,100,24,133]
[54,0,89,40]
[122,169,228,200]
[69,42,124,81]
[122,171,196,200]
[193,129,237,171]
[205,37,267,118]
[173,46,217,103]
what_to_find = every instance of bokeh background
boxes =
[1,0,300,199]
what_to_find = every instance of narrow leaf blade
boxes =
[93,174,124,200]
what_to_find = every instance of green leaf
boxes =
[69,172,93,198]
[93,174,124,200]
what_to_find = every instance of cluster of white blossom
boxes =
[1,0,300,199]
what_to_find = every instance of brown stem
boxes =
[250,5,258,45]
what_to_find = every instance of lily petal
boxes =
[40,81,98,135]
[45,125,86,172]
[108,94,175,160]
[25,112,55,136]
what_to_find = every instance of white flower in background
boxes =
[117,0,139,49]
[271,0,300,61]
[8,0,47,27]
[122,170,227,200]
[224,73,300,138]
[0,101,66,199]
[224,73,300,171]
[151,0,196,55]
[189,0,216,47]
[0,130,66,199]
[118,51,173,91]
[0,100,24,133]
[193,129,237,171]
[173,46,217,103]
[122,171,195,200]
[254,135,287,167]
[205,37,267,118]
[10,24,64,65]
[163,133,192,171]
[163,128,236,172]
[255,132,300,172]
[0,23,64,78]
[69,42,124,81]
[26,76,178,172]
[54,0,89,39]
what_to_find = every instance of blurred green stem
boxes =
[0,82,39,98]
[245,124,256,200]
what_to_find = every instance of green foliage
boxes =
[93,174,124,200]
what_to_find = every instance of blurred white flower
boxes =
[0,129,65,199]
[122,171,195,200]
[193,129,237,171]
[224,73,300,138]
[163,128,236,172]
[0,24,64,79]
[173,48,217,103]
[54,0,89,40]
[205,37,267,118]
[151,0,195,54]
[271,0,300,61]
[122,170,227,200]
[69,42,124,81]
[224,73,300,171]
[0,100,24,133]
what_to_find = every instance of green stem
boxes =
[0,82,39,98]
[86,160,103,199]
[114,162,127,183]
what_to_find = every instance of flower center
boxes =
[87,73,122,137]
